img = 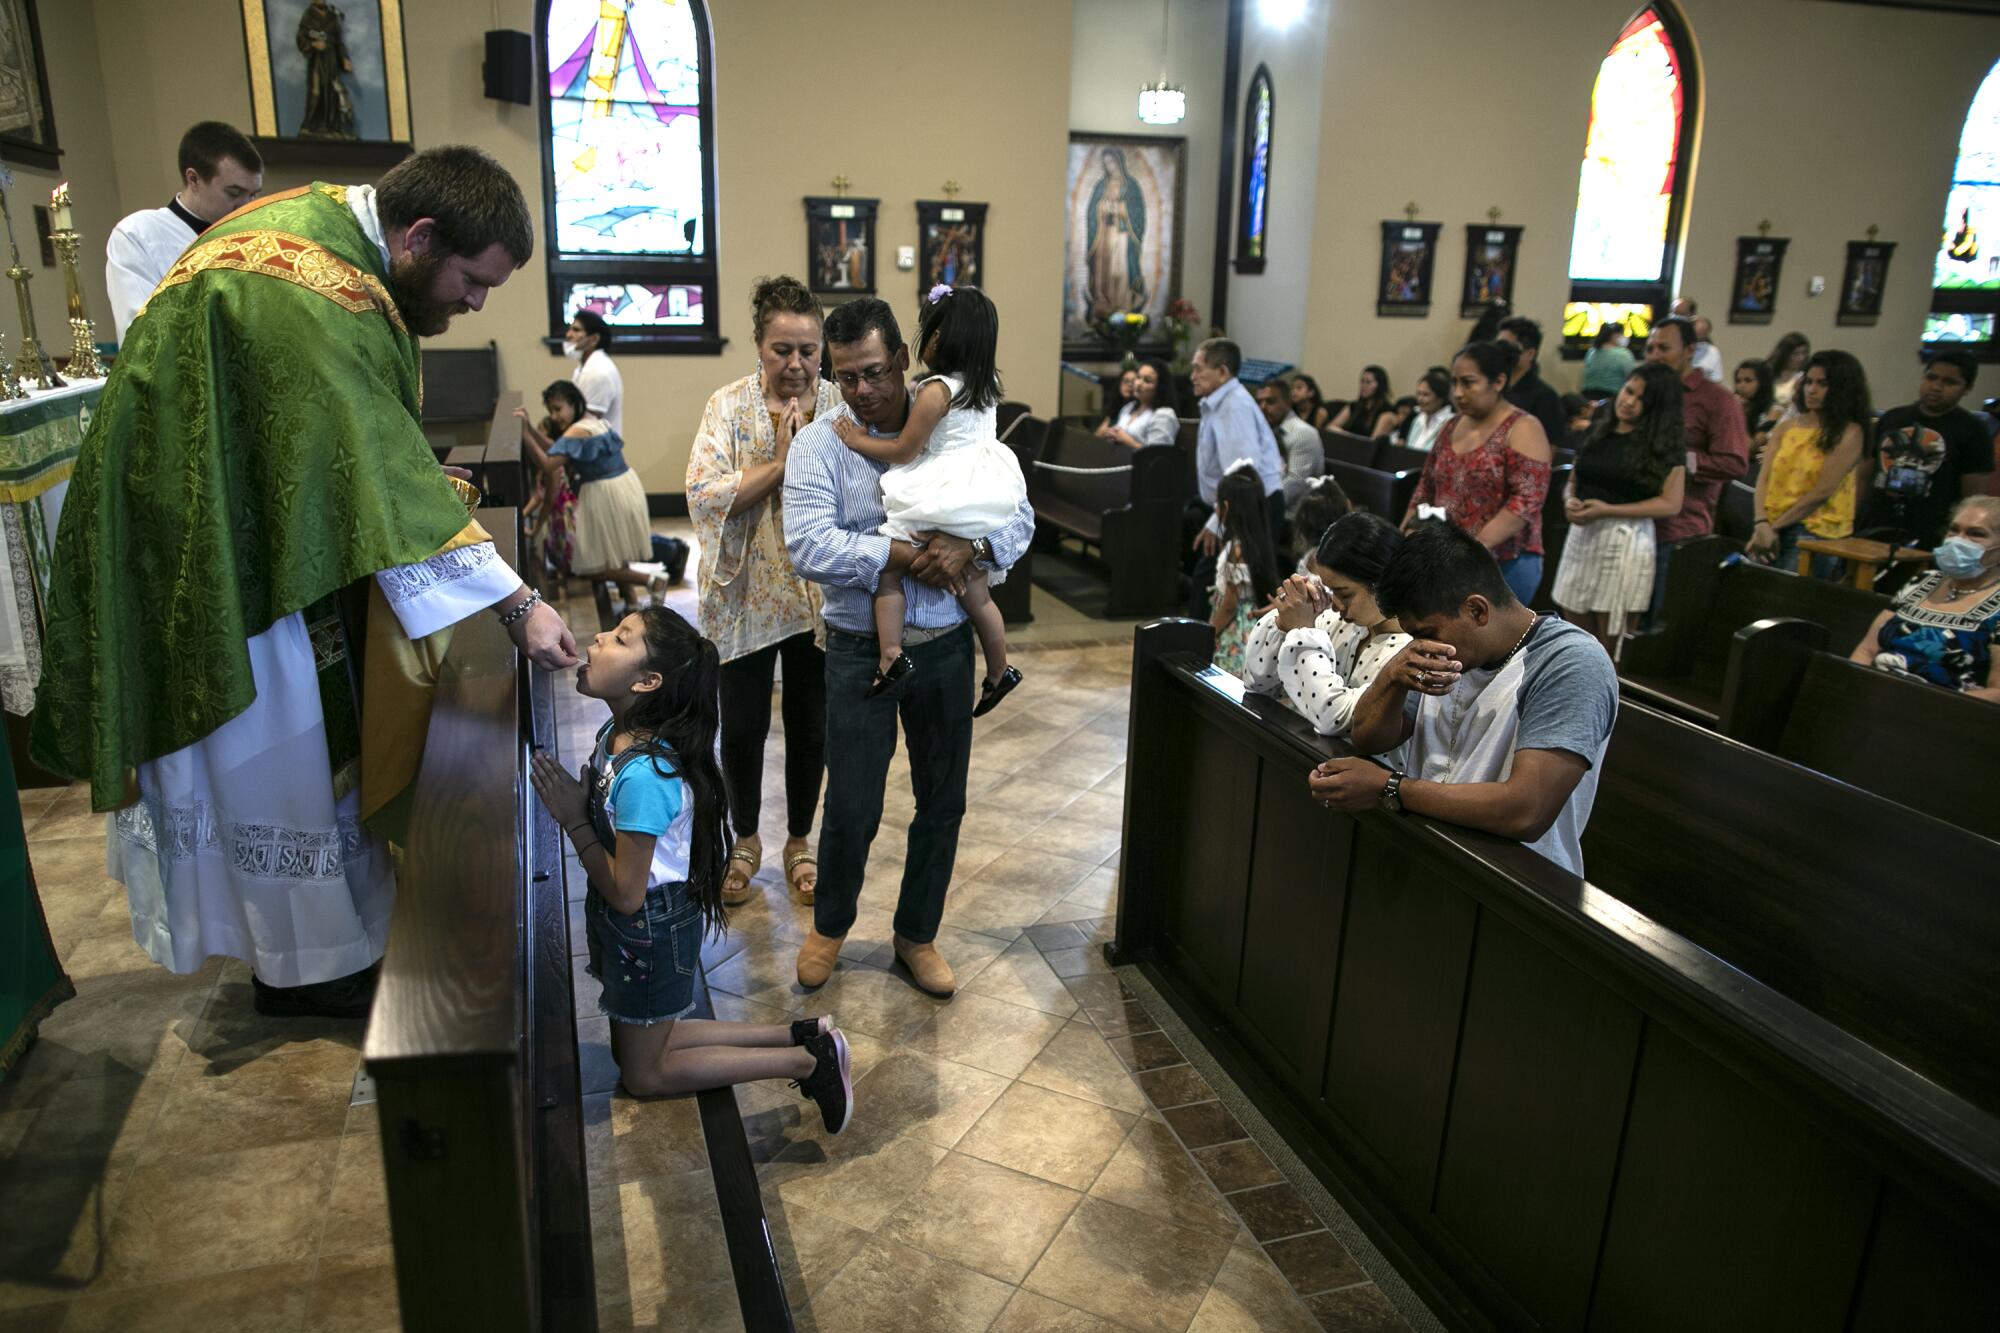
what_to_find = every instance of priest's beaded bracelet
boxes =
[496,589,542,627]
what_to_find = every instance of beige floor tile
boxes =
[99,1137,340,1288]
[847,1048,1010,1149]
[941,880,1071,940]
[955,1083,1134,1191]
[797,965,950,1044]
[1061,789,1127,827]
[57,1260,314,1332]
[991,1288,1129,1332]
[1018,1021,1148,1115]
[861,923,1013,989]
[0,1170,129,1310]
[904,991,1070,1078]
[765,1199,872,1302]
[963,939,1080,1018]
[601,1091,709,1181]
[802,1235,1015,1333]
[1088,1119,1240,1240]
[879,1152,1083,1284]
[303,1244,402,1332]
[1032,817,1126,866]
[967,849,1100,899]
[178,984,364,1077]
[976,776,1088,819]
[1043,943,1116,979]
[759,1118,949,1232]
[704,942,818,1013]
[318,1133,391,1257]
[1187,1244,1323,1332]
[19,979,210,1087]
[590,1169,731,1306]
[599,1281,745,1331]
[1,1070,169,1182]
[142,1041,359,1164]
[1023,1197,1233,1333]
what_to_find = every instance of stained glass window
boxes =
[540,0,720,349]
[1936,62,2000,293]
[1567,8,1688,285]
[1234,67,1273,273]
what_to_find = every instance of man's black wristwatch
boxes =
[970,537,993,564]
[1378,770,1405,815]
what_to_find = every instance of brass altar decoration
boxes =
[0,168,62,392]
[0,332,24,402]
[48,184,104,381]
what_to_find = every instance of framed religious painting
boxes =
[0,0,59,170]
[1460,224,1522,318]
[240,0,413,165]
[1728,235,1789,325]
[805,196,878,296]
[916,199,986,304]
[1063,132,1186,355]
[1838,239,1895,327]
[1378,219,1441,317]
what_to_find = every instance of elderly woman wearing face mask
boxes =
[686,276,845,906]
[565,309,623,436]
[1848,495,2000,703]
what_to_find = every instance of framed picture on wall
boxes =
[917,199,986,304]
[240,0,413,160]
[1838,239,1895,327]
[0,0,60,170]
[1063,131,1186,354]
[805,196,878,296]
[1460,224,1522,318]
[1728,235,1789,325]
[1378,219,1441,317]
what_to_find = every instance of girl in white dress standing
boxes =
[835,284,1028,715]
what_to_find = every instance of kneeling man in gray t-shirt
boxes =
[1308,521,1618,878]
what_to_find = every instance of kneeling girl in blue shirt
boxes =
[531,606,851,1130]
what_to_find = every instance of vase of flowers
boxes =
[1096,310,1149,362]
[1166,298,1201,373]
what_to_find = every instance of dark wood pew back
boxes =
[1324,459,1418,523]
[1373,441,1432,474]
[1319,428,1377,469]
[1117,622,2000,1333]
[1719,625,2000,843]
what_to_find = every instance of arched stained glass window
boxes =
[1927,59,2000,352]
[539,0,721,352]
[1562,5,1698,350]
[1234,66,1273,274]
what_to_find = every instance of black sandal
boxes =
[866,653,915,699]
[972,665,1023,718]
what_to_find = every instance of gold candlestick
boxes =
[50,230,104,380]
[0,332,24,402]
[0,170,60,391]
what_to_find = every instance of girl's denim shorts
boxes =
[583,881,703,1026]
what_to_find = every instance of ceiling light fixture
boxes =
[1138,0,1186,125]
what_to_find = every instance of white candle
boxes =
[50,185,72,232]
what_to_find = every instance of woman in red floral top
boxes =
[1402,340,1554,603]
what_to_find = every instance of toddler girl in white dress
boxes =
[834,285,1028,715]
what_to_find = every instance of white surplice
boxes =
[110,544,521,986]
[105,204,203,343]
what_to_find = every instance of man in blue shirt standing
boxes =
[784,298,1036,998]
[1186,337,1286,614]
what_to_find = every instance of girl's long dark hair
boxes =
[1353,365,1393,428]
[1582,362,1684,494]
[621,608,733,935]
[1735,358,1775,432]
[917,284,1002,410]
[1138,356,1181,416]
[1767,331,1810,378]
[1217,465,1282,607]
[1800,349,1873,455]
[1315,511,1403,587]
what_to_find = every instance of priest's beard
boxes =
[387,251,469,337]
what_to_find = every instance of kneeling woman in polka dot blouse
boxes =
[1239,512,1413,737]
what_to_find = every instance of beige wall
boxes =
[73,0,1073,493]
[4,0,119,355]
[1301,0,2000,405]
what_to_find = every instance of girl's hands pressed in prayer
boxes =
[1272,574,1327,632]
[529,751,590,829]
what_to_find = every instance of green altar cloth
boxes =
[0,732,73,1081]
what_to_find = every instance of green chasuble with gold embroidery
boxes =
[30,183,474,812]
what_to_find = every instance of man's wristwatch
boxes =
[1378,770,1405,815]
[970,537,993,564]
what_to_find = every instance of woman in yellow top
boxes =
[1748,350,1870,582]
[686,276,844,906]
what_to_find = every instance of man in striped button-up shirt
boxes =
[783,298,1035,997]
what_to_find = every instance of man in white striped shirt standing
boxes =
[783,298,1035,997]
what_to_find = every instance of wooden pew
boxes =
[1319,428,1378,469]
[992,414,1046,626]
[1324,458,1419,523]
[1373,441,1432,474]
[1718,624,2000,843]
[1027,420,1189,617]
[1116,620,2000,1333]
[1619,535,1888,724]
[1530,462,1573,610]
[367,514,795,1331]
[447,389,529,510]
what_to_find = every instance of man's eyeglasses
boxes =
[832,364,900,391]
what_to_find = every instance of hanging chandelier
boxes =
[1138,1,1186,125]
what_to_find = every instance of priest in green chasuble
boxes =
[29,146,579,1019]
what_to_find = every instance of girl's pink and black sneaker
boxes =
[794,1023,852,1134]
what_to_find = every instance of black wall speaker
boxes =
[484,30,533,106]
